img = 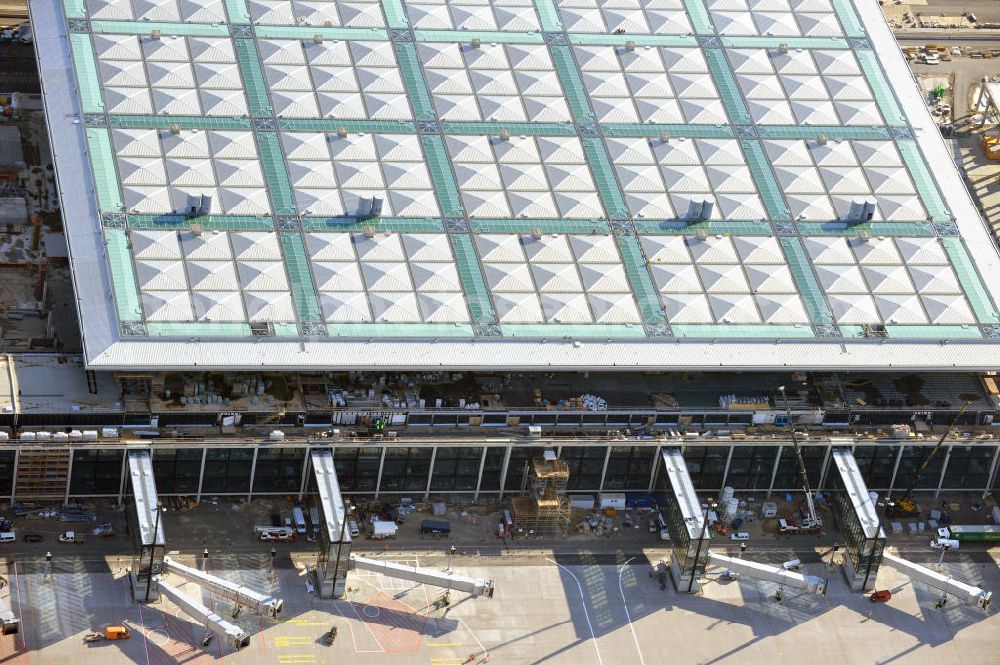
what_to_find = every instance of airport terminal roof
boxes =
[28,0,1000,370]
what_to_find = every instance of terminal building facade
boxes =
[13,0,1000,505]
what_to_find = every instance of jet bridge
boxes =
[126,449,279,651]
[708,552,827,595]
[829,447,887,591]
[830,447,991,607]
[310,448,496,599]
[311,448,351,598]
[350,555,495,598]
[161,556,283,618]
[655,448,711,592]
[880,553,991,609]
[154,578,251,650]
[126,449,164,602]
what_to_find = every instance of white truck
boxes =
[58,531,85,544]
[371,520,397,540]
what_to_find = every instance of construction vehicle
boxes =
[885,402,971,519]
[984,135,1000,160]
[84,626,130,642]
[58,531,85,544]
[777,386,822,533]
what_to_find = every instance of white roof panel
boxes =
[33,0,1000,371]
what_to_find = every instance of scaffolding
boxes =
[511,457,571,538]
[14,448,70,500]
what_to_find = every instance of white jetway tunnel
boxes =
[829,447,991,607]
[310,448,495,600]
[310,448,352,599]
[349,555,494,598]
[160,556,283,618]
[656,448,825,596]
[880,553,991,609]
[654,448,711,592]
[126,449,282,650]
[708,552,827,595]
[155,578,251,650]
[829,447,886,591]
[126,449,165,603]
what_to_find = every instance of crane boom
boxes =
[778,386,820,529]
[901,401,971,500]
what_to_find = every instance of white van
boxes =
[292,507,307,535]
[0,532,14,543]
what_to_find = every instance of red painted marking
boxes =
[352,592,426,654]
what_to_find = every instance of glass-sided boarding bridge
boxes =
[128,445,492,631]
[654,447,991,606]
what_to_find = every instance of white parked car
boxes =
[730,532,750,541]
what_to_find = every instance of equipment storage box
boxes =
[599,493,626,510]
[421,519,451,537]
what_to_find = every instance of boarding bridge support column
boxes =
[311,449,351,598]
[126,448,165,602]
[655,448,711,592]
[829,447,886,592]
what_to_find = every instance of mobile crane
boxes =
[884,401,971,519]
[776,386,822,534]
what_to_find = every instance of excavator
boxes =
[884,401,972,519]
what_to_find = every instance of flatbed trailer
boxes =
[943,525,1000,543]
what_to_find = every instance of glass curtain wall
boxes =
[561,446,606,490]
[379,447,433,493]
[201,448,253,494]
[253,447,306,494]
[772,446,826,490]
[478,447,507,493]
[70,449,124,495]
[682,446,729,490]
[603,446,657,490]
[152,448,202,494]
[430,446,482,492]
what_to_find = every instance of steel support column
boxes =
[766,446,783,498]
[247,447,259,501]
[985,445,1000,493]
[195,448,207,503]
[817,445,833,491]
[648,445,662,492]
[473,447,488,502]
[598,445,612,491]
[64,448,74,504]
[298,446,312,498]
[935,446,952,499]
[374,446,386,498]
[423,447,437,501]
[888,445,904,493]
[719,445,734,489]
[497,446,512,498]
